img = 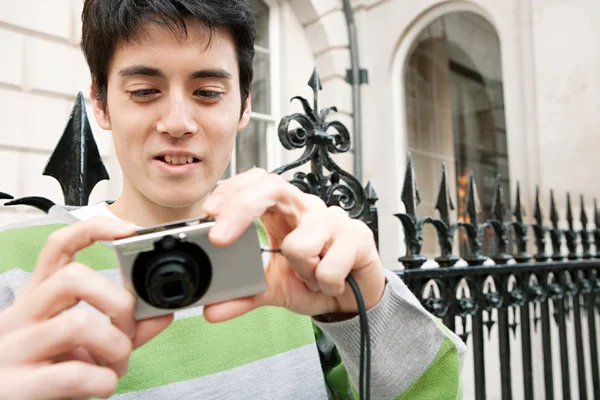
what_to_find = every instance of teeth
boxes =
[161,155,195,165]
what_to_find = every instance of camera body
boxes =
[113,217,267,320]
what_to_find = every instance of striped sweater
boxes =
[0,204,466,399]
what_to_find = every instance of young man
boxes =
[0,1,465,399]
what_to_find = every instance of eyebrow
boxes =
[118,65,232,81]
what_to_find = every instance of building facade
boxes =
[0,1,597,398]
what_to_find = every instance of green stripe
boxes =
[0,224,116,273]
[118,307,315,394]
[396,332,462,400]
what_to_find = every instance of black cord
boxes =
[346,274,370,400]
[261,247,371,399]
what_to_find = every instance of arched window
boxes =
[404,12,509,257]
[224,0,278,177]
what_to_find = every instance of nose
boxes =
[156,92,198,137]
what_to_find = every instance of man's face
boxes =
[92,22,250,209]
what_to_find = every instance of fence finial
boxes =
[396,153,426,268]
[549,190,563,260]
[435,163,454,226]
[401,153,420,218]
[459,172,487,265]
[565,193,578,259]
[532,186,548,261]
[489,174,511,264]
[43,92,109,206]
[512,182,532,262]
[580,195,592,259]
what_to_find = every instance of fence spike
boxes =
[534,185,544,226]
[489,174,511,264]
[532,186,548,261]
[401,153,420,219]
[580,195,592,259]
[512,182,532,262]
[566,193,574,232]
[581,195,589,229]
[595,198,599,228]
[549,190,563,260]
[435,163,454,226]
[365,181,378,204]
[43,92,109,206]
[565,193,578,260]
[550,190,560,229]
[465,172,481,227]
[594,199,600,258]
[514,182,525,224]
[491,174,505,222]
[396,153,427,268]
[308,67,322,113]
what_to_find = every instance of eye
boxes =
[195,90,223,99]
[128,89,159,99]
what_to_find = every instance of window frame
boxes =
[228,0,281,176]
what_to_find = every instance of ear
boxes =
[237,93,252,132]
[90,80,111,130]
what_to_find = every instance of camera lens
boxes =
[132,236,212,309]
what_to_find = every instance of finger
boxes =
[0,309,131,377]
[132,313,174,349]
[314,235,358,297]
[7,362,118,400]
[25,217,136,293]
[203,167,269,213]
[203,296,259,323]
[280,212,335,290]
[208,173,317,246]
[314,218,378,298]
[21,263,135,337]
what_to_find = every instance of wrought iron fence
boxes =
[394,154,600,400]
[2,68,599,400]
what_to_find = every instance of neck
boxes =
[108,183,207,227]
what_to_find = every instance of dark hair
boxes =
[81,0,256,114]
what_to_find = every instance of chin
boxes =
[151,190,206,210]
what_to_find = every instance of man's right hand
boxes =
[0,217,174,400]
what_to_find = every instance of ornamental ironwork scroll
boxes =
[272,67,379,246]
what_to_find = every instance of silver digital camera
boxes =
[113,217,267,320]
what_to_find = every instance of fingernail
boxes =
[307,280,321,292]
[210,218,230,241]
[128,320,135,339]
[204,194,223,211]
[117,359,130,377]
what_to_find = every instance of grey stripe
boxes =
[111,343,329,400]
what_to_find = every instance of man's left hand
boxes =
[201,168,386,322]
